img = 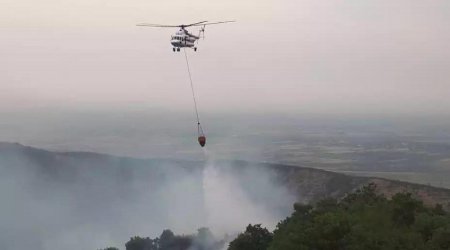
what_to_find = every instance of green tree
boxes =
[159,230,175,250]
[159,229,194,250]
[228,224,273,250]
[267,184,450,250]
[125,236,158,250]
[428,226,450,249]
[170,235,193,250]
[391,193,423,227]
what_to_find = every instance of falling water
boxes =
[200,149,281,237]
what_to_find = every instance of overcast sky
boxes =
[1,0,449,115]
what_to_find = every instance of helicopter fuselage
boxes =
[171,29,199,50]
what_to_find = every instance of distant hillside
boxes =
[0,143,450,208]
[1,142,450,209]
[211,160,450,210]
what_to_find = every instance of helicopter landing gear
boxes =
[173,48,176,52]
[177,48,180,52]
[194,47,197,52]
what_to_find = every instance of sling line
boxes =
[183,48,204,136]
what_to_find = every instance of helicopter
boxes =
[136,21,235,52]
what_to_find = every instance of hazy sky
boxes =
[1,0,449,114]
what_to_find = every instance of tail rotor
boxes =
[200,25,206,40]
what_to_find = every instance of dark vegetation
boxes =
[100,228,227,250]
[228,224,273,250]
[101,184,450,250]
[233,183,450,250]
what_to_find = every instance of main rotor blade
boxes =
[136,20,234,28]
[183,21,209,27]
[136,23,181,28]
[191,20,236,26]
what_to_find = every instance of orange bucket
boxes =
[198,136,206,147]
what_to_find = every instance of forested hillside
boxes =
[231,184,450,250]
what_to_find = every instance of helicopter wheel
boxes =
[177,48,180,52]
[194,47,197,52]
[173,48,176,52]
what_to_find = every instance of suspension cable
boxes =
[183,48,203,135]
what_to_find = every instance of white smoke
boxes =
[201,149,295,237]
[0,144,295,250]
